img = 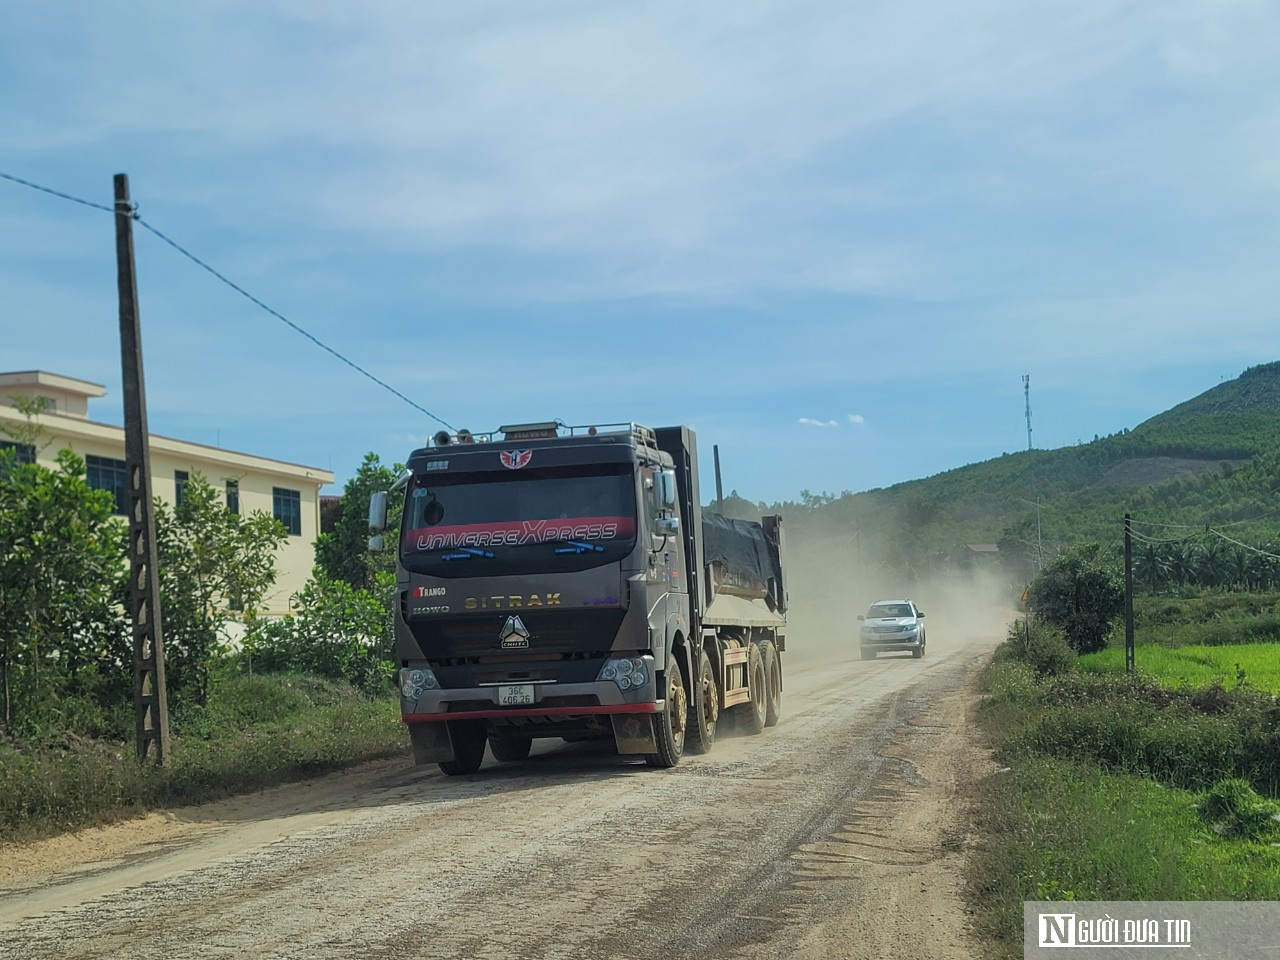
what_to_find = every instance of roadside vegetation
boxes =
[0,431,407,845]
[968,558,1280,956]
[6,360,1280,948]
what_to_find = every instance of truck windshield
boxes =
[399,464,637,578]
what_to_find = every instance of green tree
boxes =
[1133,542,1168,592]
[0,449,127,734]
[1026,542,1124,655]
[314,453,402,588]
[154,472,287,705]
[242,570,395,694]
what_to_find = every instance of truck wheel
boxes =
[686,648,719,755]
[744,643,767,735]
[763,640,782,728]
[489,734,532,762]
[645,660,687,768]
[438,720,486,776]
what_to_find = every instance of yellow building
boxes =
[0,370,333,616]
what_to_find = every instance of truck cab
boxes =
[370,420,786,774]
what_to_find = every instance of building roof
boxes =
[0,370,106,398]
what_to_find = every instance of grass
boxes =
[0,670,407,845]
[1133,591,1280,647]
[968,755,1280,955]
[969,628,1280,956]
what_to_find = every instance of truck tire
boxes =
[645,659,687,768]
[489,734,532,762]
[438,720,486,776]
[686,647,719,755]
[744,643,767,735]
[763,640,782,728]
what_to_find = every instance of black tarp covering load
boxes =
[701,512,785,612]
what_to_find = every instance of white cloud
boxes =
[798,418,838,428]
[847,414,865,425]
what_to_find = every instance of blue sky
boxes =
[3,2,1278,504]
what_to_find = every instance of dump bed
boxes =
[652,425,786,632]
[702,512,785,626]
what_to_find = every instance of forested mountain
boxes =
[727,362,1280,589]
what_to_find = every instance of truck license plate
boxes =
[498,684,535,707]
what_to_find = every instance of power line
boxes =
[2,171,455,432]
[133,217,455,431]
[0,171,114,213]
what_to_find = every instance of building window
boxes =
[175,470,189,507]
[86,454,129,516]
[0,441,36,479]
[273,487,301,536]
[0,441,36,465]
[226,479,240,515]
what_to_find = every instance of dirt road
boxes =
[0,624,1000,960]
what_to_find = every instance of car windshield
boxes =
[869,603,913,618]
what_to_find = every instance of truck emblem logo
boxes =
[499,615,531,649]
[500,449,532,470]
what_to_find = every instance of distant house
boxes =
[966,544,1000,556]
[0,370,333,616]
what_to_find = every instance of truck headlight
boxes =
[598,657,648,691]
[399,666,440,700]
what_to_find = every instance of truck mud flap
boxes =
[408,721,455,765]
[611,713,658,755]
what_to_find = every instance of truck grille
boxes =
[409,608,627,659]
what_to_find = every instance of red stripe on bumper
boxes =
[403,702,660,724]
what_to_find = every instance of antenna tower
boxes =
[1023,374,1033,450]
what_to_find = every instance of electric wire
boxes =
[132,217,456,431]
[1,171,456,432]
[0,171,114,214]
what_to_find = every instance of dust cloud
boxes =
[780,525,1018,665]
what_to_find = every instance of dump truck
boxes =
[368,420,787,775]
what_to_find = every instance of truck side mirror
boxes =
[369,491,388,533]
[657,470,677,509]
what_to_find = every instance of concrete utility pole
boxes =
[1023,374,1033,451]
[713,444,724,512]
[1124,514,1135,674]
[114,173,170,764]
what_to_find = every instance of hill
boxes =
[747,362,1280,588]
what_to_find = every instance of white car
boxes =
[858,599,926,660]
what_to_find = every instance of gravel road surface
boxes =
[0,619,1001,960]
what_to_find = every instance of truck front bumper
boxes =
[400,655,660,723]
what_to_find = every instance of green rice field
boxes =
[1080,643,1280,692]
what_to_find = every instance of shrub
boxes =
[1198,778,1280,840]
[1001,618,1076,678]
[1028,543,1124,654]
[242,572,394,694]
